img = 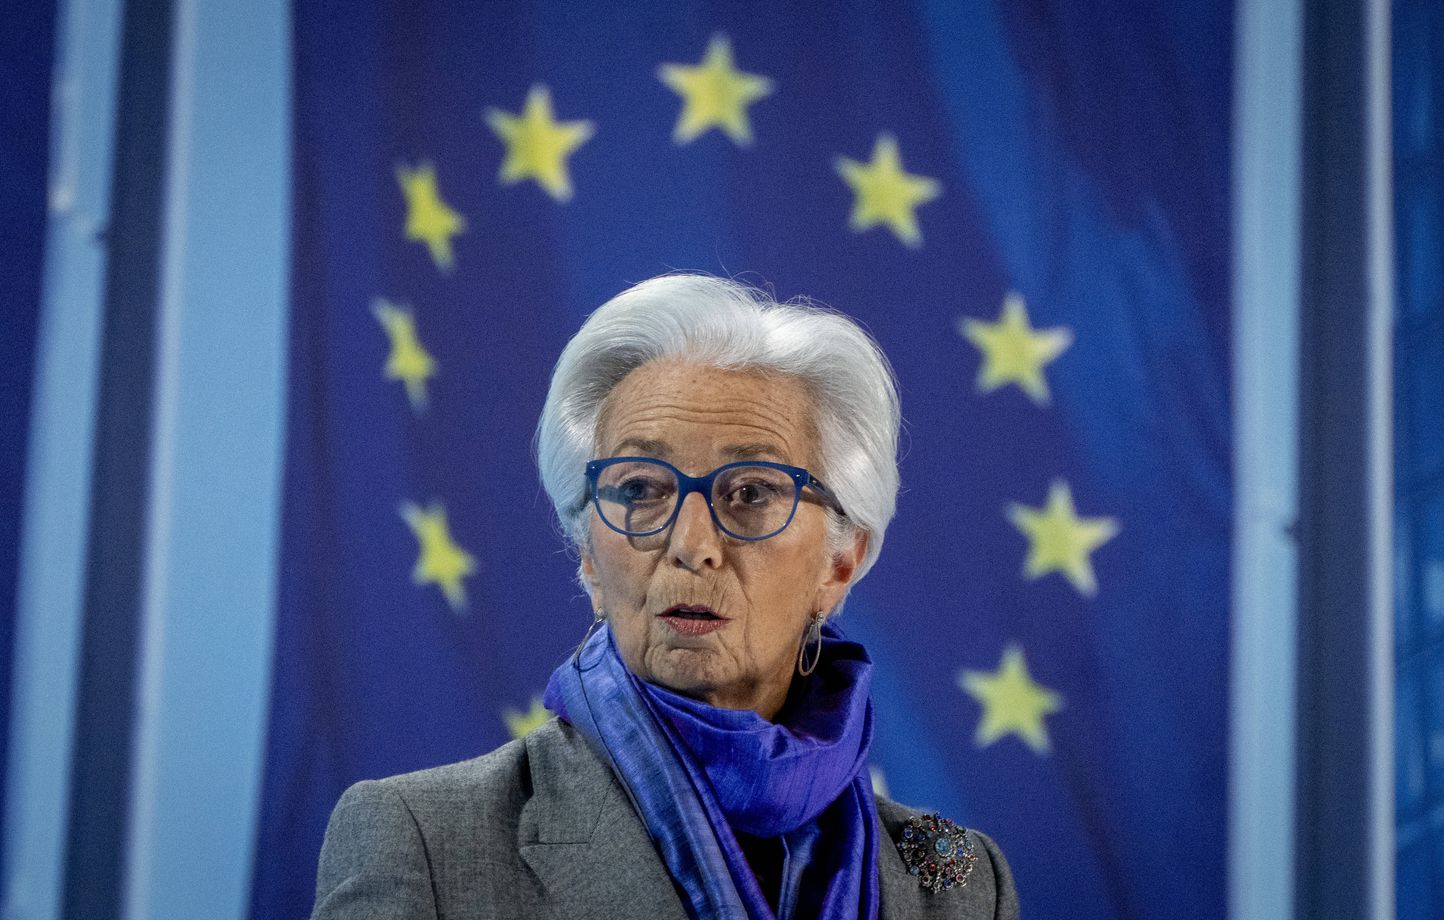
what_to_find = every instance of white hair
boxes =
[535,274,901,600]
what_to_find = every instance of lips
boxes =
[658,604,729,636]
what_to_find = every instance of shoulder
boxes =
[314,718,617,918]
[342,717,605,834]
[873,795,1020,920]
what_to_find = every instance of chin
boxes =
[652,651,728,696]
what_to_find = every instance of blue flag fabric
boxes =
[252,3,1231,919]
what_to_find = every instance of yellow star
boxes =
[485,85,595,202]
[959,644,1064,754]
[395,162,466,271]
[400,501,476,612]
[372,300,436,412]
[503,695,551,739]
[958,292,1073,405]
[658,34,774,146]
[1008,481,1120,597]
[834,134,942,247]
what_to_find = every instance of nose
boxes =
[668,490,723,571]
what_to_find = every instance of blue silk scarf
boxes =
[543,622,881,920]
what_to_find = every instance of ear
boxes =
[815,529,868,615]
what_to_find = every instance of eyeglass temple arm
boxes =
[805,477,847,517]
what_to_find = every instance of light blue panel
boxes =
[1363,0,1396,914]
[119,0,291,918]
[2,0,124,918]
[1229,0,1302,919]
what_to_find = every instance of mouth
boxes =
[657,604,730,636]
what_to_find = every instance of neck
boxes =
[690,676,793,722]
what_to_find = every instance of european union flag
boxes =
[251,3,1232,918]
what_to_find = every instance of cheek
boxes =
[589,531,654,632]
[765,535,828,602]
[589,551,650,673]
[587,521,633,598]
[747,544,827,639]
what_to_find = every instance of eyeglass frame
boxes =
[584,456,847,542]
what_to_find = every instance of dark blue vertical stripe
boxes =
[60,0,172,916]
[1294,0,1381,916]
[0,0,58,876]
[1392,0,1444,917]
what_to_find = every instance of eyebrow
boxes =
[722,442,788,461]
[611,437,671,457]
[607,438,789,463]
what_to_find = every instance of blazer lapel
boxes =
[518,727,689,920]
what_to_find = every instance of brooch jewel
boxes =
[896,813,978,893]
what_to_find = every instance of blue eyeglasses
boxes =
[585,456,847,541]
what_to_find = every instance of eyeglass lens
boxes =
[594,461,798,538]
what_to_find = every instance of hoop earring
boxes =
[572,611,605,668]
[797,613,824,676]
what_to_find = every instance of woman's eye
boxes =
[618,478,666,503]
[729,482,777,506]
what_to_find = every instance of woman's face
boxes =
[581,359,864,720]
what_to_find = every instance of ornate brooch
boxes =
[896,813,978,893]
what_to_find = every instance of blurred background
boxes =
[0,0,1432,918]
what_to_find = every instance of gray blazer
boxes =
[313,718,1019,919]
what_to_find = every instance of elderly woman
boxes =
[312,275,1019,920]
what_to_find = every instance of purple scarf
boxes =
[544,622,880,920]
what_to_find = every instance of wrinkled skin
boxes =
[581,360,866,721]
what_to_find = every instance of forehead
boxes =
[596,360,819,466]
